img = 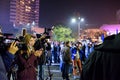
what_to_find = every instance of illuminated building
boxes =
[10,0,40,27]
[100,24,120,35]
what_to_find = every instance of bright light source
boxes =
[81,18,84,22]
[32,0,35,2]
[71,18,76,23]
[78,17,81,20]
[32,21,35,25]
[27,23,30,26]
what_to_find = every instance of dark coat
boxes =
[16,53,37,80]
[81,33,120,80]
[0,52,14,80]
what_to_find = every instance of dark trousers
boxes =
[38,64,43,80]
[61,62,70,80]
[53,52,57,63]
[46,51,52,64]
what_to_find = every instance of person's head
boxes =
[65,41,70,47]
[24,34,36,46]
[76,41,82,49]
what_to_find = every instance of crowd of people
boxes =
[1,27,120,80]
[0,27,96,80]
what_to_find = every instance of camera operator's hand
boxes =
[8,41,19,55]
[34,48,43,57]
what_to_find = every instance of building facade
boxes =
[10,0,40,27]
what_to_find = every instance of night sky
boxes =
[39,0,120,28]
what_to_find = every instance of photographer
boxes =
[0,33,18,80]
[33,32,51,80]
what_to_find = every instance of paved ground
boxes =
[41,63,80,80]
[10,63,80,80]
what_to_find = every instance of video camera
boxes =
[0,33,27,53]
[33,28,51,53]
[0,33,15,52]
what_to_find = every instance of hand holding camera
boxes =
[8,41,19,55]
[34,48,43,57]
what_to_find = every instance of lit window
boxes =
[20,0,24,5]
[34,10,37,13]
[28,7,31,9]
[28,1,31,4]
[25,6,31,12]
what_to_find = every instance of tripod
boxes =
[45,60,53,80]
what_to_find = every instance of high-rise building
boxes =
[10,0,40,27]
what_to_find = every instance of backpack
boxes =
[62,47,71,63]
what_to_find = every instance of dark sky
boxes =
[39,0,120,28]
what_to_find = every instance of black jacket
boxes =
[81,33,120,80]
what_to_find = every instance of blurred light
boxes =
[32,21,35,25]
[32,0,35,2]
[27,23,30,26]
[20,1,25,5]
[28,1,31,4]
[34,10,37,13]
[13,23,16,27]
[78,17,81,20]
[71,18,76,23]
[71,17,84,23]
[81,18,84,22]
[25,6,31,12]
[19,22,22,24]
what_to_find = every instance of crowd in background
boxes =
[0,27,99,80]
[45,38,99,80]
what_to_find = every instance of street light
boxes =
[71,17,84,40]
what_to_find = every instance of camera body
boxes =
[0,34,27,53]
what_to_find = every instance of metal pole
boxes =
[78,21,80,40]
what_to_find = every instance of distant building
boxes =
[10,0,40,27]
[0,0,40,32]
[31,27,44,33]
[100,24,120,35]
[80,28,106,41]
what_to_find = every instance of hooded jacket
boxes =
[81,33,120,80]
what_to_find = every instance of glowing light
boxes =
[71,18,76,23]
[27,23,30,26]
[20,1,24,5]
[100,24,120,35]
[25,6,31,12]
[78,17,84,22]
[32,0,35,2]
[34,11,37,13]
[32,21,35,25]
[71,17,84,23]
[28,1,31,4]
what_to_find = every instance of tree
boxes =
[52,25,75,41]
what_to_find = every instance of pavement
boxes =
[41,63,80,80]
